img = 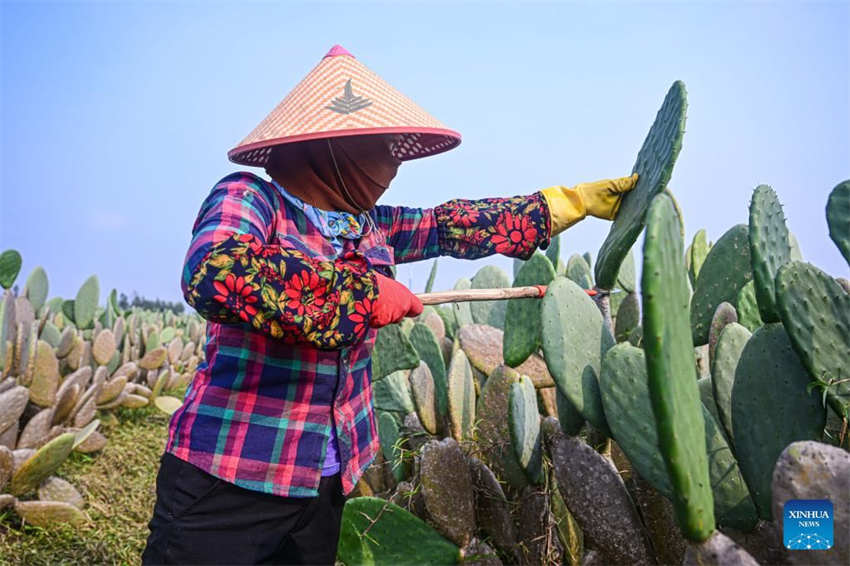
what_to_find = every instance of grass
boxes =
[0,404,173,566]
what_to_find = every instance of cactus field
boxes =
[1,81,849,565]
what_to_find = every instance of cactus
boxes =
[508,375,542,484]
[476,365,527,490]
[409,361,437,435]
[543,417,653,564]
[409,322,447,419]
[682,531,759,566]
[336,497,460,565]
[371,324,419,381]
[642,191,715,541]
[446,349,475,442]
[748,185,791,322]
[452,277,474,327]
[459,323,553,389]
[826,179,850,265]
[687,229,710,285]
[595,81,688,290]
[420,438,476,547]
[470,265,510,329]
[690,224,753,345]
[555,387,584,435]
[540,276,613,435]
[469,457,517,560]
[74,275,99,330]
[0,385,28,433]
[373,369,415,415]
[616,249,636,293]
[0,292,14,373]
[503,252,556,367]
[735,280,763,332]
[0,250,22,290]
[710,322,750,443]
[707,302,737,367]
[23,267,49,312]
[9,432,76,495]
[153,395,182,415]
[614,292,640,343]
[14,500,88,527]
[38,476,84,509]
[377,410,406,483]
[775,261,850,416]
[545,232,562,269]
[731,323,826,519]
[29,340,60,407]
[424,259,438,293]
[565,253,593,289]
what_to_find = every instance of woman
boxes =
[143,45,637,565]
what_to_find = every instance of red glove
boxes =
[370,273,423,328]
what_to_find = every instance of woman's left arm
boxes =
[371,174,637,263]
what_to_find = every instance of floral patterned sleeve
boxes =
[372,192,552,263]
[182,173,379,350]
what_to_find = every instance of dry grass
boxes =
[0,404,172,566]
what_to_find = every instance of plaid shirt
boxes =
[167,171,551,497]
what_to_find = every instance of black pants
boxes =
[142,453,345,565]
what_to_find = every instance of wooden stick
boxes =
[416,285,599,305]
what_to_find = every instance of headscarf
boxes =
[265,134,401,214]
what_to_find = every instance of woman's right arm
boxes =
[181,173,380,349]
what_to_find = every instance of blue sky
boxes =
[1,1,848,305]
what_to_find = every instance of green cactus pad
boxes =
[731,323,826,519]
[14,500,88,527]
[10,432,76,495]
[377,410,406,483]
[748,185,791,322]
[373,370,415,414]
[509,375,542,484]
[642,192,715,541]
[154,396,182,415]
[476,365,527,490]
[775,261,850,416]
[159,327,176,344]
[614,292,640,342]
[336,497,460,566]
[470,265,510,329]
[371,324,419,381]
[73,275,99,330]
[688,229,710,286]
[503,252,556,367]
[735,280,763,332]
[599,343,674,497]
[0,250,22,290]
[707,302,738,368]
[545,233,562,268]
[594,81,688,290]
[710,322,751,443]
[690,224,753,345]
[446,349,475,442]
[555,387,584,435]
[826,179,850,265]
[424,259,438,293]
[0,292,14,373]
[565,254,593,290]
[30,339,60,407]
[409,322,447,418]
[408,362,437,435]
[24,267,49,312]
[540,276,613,435]
[451,278,474,328]
[615,249,636,293]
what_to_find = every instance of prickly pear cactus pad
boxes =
[476,365,528,490]
[599,343,673,497]
[470,265,510,329]
[409,361,438,435]
[749,185,791,322]
[0,249,22,290]
[373,370,415,414]
[371,323,419,381]
[542,418,654,564]
[555,387,584,435]
[690,224,753,345]
[409,322,448,418]
[509,376,542,483]
[731,323,826,519]
[336,497,460,566]
[420,438,476,547]
[24,266,48,312]
[9,432,76,495]
[503,252,556,367]
[541,276,614,435]
[566,254,593,289]
[642,192,715,541]
[710,322,751,443]
[776,261,850,414]
[735,280,763,332]
[688,229,710,286]
[74,275,99,330]
[452,278,474,328]
[826,179,850,265]
[446,349,475,442]
[594,81,688,290]
[377,411,406,483]
[707,302,737,367]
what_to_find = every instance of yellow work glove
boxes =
[541,173,639,235]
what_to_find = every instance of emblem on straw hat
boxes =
[228,45,461,166]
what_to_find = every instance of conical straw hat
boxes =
[229,45,461,166]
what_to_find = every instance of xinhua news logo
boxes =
[783,499,833,550]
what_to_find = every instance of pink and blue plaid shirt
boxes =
[167,171,551,497]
